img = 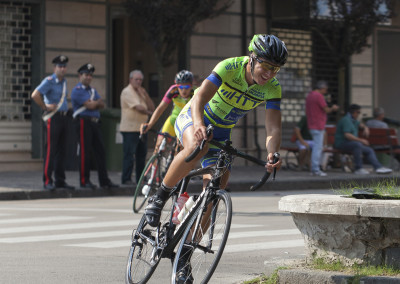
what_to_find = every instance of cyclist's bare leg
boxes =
[162,125,209,188]
[144,126,208,227]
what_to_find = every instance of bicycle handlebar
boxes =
[184,125,280,191]
[250,152,280,191]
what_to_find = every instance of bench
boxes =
[361,127,400,170]
[281,125,400,171]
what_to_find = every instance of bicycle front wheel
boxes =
[133,155,161,213]
[126,196,176,284]
[125,216,160,284]
[171,189,232,284]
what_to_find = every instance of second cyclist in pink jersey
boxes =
[140,70,194,152]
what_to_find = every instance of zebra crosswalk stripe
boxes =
[0,230,131,243]
[0,219,139,234]
[0,216,93,225]
[65,229,301,249]
[66,238,304,252]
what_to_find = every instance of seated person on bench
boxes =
[334,104,392,175]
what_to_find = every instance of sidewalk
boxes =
[0,166,399,200]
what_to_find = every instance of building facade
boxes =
[0,0,399,168]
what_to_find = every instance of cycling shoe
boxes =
[145,194,166,227]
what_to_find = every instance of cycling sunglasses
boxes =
[178,84,192,90]
[255,57,280,73]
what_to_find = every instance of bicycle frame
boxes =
[160,166,214,259]
[159,142,233,257]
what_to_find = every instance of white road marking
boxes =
[224,239,304,253]
[67,237,304,251]
[0,230,131,243]
[226,229,300,239]
[65,229,300,249]
[0,207,132,213]
[66,240,129,248]
[0,216,92,224]
[0,220,140,234]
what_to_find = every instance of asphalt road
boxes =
[0,189,332,284]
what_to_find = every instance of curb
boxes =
[0,186,134,201]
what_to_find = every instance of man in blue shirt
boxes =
[31,55,75,191]
[71,63,118,190]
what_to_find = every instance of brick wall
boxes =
[273,28,312,124]
[0,1,32,121]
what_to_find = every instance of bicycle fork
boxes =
[187,190,216,254]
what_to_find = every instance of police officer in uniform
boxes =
[71,63,119,190]
[31,55,75,191]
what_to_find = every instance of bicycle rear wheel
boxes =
[171,189,232,284]
[133,155,161,213]
[126,196,176,284]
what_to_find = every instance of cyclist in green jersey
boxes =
[140,70,194,153]
[145,34,288,283]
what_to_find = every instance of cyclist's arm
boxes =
[265,108,282,170]
[191,79,218,141]
[143,100,170,132]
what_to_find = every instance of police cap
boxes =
[77,63,95,74]
[52,55,69,66]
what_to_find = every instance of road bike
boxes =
[133,131,178,213]
[126,125,279,284]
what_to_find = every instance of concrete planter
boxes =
[279,194,400,267]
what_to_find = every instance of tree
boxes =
[124,0,233,90]
[296,0,395,109]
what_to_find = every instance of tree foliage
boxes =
[302,0,395,66]
[124,0,234,67]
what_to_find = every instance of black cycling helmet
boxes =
[248,34,288,66]
[175,70,193,84]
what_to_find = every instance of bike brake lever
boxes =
[272,152,280,181]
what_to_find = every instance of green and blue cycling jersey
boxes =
[175,56,282,167]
